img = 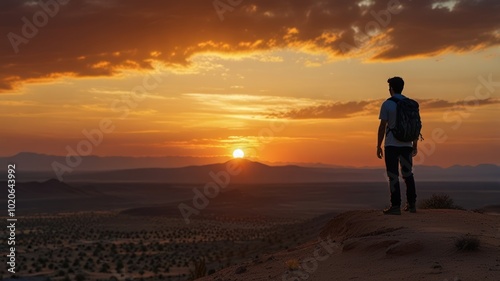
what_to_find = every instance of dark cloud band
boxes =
[0,0,498,91]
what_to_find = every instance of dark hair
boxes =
[387,77,404,93]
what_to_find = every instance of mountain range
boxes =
[1,153,498,183]
[0,152,227,171]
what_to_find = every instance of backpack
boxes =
[387,97,423,142]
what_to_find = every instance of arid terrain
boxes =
[1,179,499,281]
[1,211,334,281]
[199,209,500,281]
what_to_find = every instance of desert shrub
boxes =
[455,234,480,251]
[188,258,207,280]
[418,193,464,210]
[115,260,124,272]
[99,263,110,273]
[285,259,300,271]
[471,208,485,214]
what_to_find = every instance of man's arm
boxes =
[377,120,387,159]
[412,138,418,157]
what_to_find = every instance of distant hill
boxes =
[0,152,227,171]
[1,178,102,200]
[59,159,375,183]
[62,159,499,183]
[1,153,498,183]
[119,188,278,217]
[0,152,347,171]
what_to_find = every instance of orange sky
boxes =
[0,0,499,167]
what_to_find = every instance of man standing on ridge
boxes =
[377,77,421,215]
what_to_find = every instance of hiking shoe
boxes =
[403,203,417,213]
[383,206,401,215]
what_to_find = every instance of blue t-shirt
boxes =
[379,94,413,147]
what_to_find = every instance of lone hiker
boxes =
[377,77,422,215]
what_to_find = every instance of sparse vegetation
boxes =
[455,234,480,251]
[10,211,316,281]
[419,193,464,210]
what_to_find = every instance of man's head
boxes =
[387,77,404,95]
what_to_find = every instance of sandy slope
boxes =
[198,209,500,281]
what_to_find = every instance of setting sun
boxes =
[233,149,245,159]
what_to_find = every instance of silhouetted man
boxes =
[377,77,419,215]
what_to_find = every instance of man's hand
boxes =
[377,120,387,158]
[412,139,418,157]
[377,146,383,159]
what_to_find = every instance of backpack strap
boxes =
[385,97,402,136]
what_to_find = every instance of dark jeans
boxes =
[384,146,417,207]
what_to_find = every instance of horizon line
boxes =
[1,151,499,170]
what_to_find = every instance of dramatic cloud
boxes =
[270,98,500,119]
[269,100,375,119]
[420,97,500,110]
[0,0,498,91]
